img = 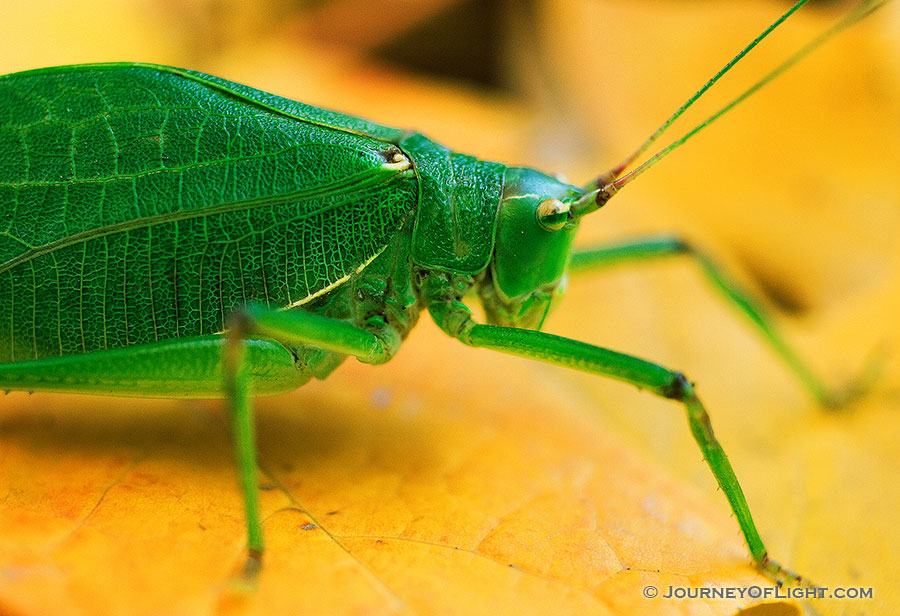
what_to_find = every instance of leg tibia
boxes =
[221,304,402,576]
[570,235,861,406]
[445,316,807,585]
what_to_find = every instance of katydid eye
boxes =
[536,198,570,231]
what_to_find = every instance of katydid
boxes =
[0,0,885,585]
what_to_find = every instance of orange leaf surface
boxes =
[2,2,899,615]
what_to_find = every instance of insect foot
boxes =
[760,555,815,589]
[819,345,889,410]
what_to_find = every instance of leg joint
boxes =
[661,371,693,400]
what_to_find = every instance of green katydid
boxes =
[0,0,886,585]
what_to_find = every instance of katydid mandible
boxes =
[0,0,883,585]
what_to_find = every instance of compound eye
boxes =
[536,198,570,231]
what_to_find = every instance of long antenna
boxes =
[586,0,811,191]
[573,0,891,217]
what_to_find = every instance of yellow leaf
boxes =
[2,2,898,615]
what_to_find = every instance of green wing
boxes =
[0,63,416,361]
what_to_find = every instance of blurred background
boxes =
[2,1,899,614]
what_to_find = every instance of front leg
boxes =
[427,298,806,586]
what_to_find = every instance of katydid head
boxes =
[480,167,591,330]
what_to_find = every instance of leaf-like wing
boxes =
[0,64,416,361]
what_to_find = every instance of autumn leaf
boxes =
[1,2,898,615]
